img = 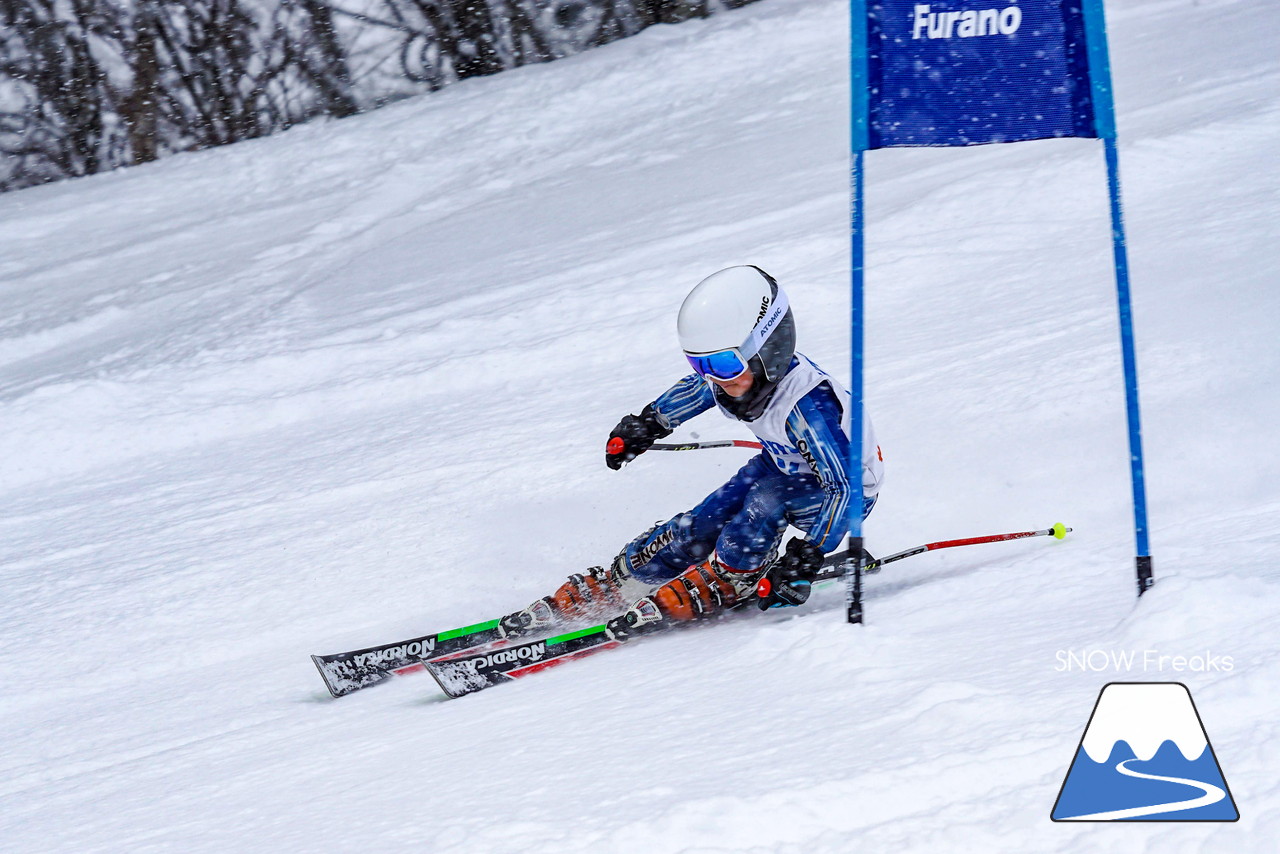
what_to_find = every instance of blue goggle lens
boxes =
[685,349,748,381]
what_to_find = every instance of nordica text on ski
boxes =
[466,643,547,671]
[353,638,437,667]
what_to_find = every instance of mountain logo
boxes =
[1052,682,1239,821]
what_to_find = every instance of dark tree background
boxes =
[0,0,755,193]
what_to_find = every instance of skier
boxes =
[502,265,882,637]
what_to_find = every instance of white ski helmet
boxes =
[677,265,796,384]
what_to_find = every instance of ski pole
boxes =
[649,439,763,451]
[815,523,1071,580]
[606,437,764,456]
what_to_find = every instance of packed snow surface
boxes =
[2,0,1277,851]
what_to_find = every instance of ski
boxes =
[426,625,623,698]
[310,545,858,698]
[311,618,510,698]
[315,523,1070,698]
[422,524,1071,698]
[421,554,861,698]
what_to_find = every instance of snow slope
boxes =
[1,0,1277,850]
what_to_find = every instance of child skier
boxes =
[502,265,882,638]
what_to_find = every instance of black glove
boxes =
[755,537,825,610]
[605,404,672,470]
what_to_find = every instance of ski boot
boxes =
[605,553,758,640]
[500,559,631,638]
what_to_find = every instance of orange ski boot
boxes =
[607,554,758,640]
[500,560,631,637]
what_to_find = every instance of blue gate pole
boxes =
[848,149,866,624]
[1104,137,1153,595]
[1083,0,1154,596]
[847,0,870,623]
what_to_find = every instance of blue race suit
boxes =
[619,355,882,584]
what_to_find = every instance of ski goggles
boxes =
[684,286,790,382]
[685,348,751,381]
